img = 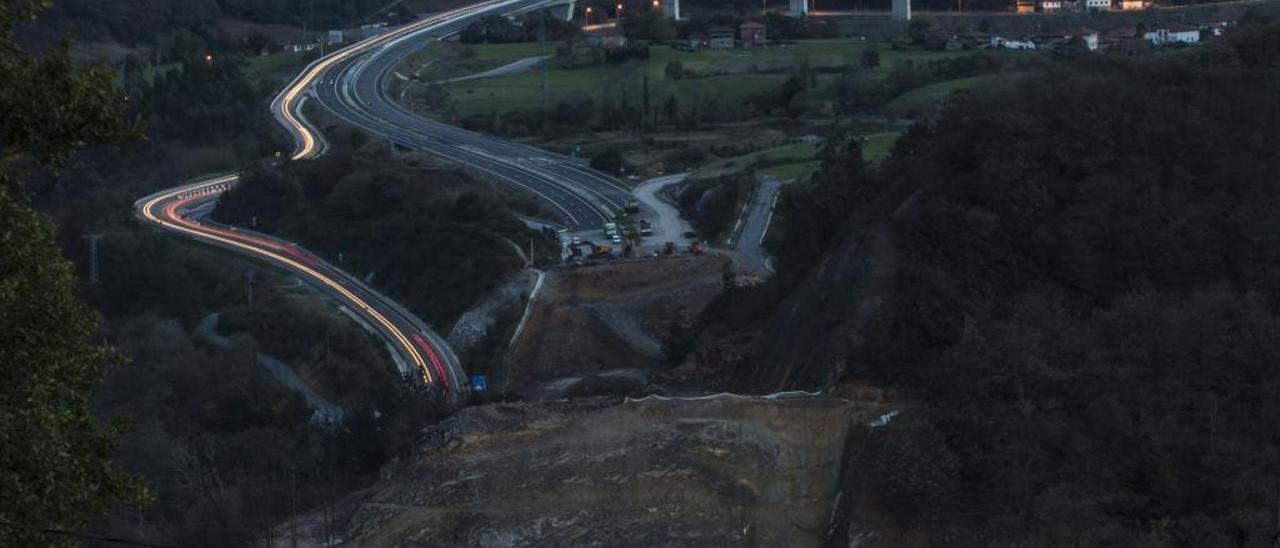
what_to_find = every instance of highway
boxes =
[133,175,467,400]
[271,0,634,231]
[133,0,635,402]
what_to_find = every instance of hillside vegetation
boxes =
[212,138,530,329]
[697,21,1280,546]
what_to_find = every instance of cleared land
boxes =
[507,256,727,395]
[320,395,884,547]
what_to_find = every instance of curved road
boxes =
[273,0,634,230]
[135,0,637,403]
[134,175,466,400]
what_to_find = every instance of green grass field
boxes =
[879,74,1013,119]
[702,131,903,180]
[764,161,821,180]
[243,51,309,82]
[861,131,901,163]
[467,42,558,61]
[446,63,793,117]
[439,40,971,118]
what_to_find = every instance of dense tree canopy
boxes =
[707,22,1280,545]
[0,1,148,545]
[212,141,530,329]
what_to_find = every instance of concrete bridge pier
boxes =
[550,0,576,21]
[891,0,911,20]
[661,0,680,20]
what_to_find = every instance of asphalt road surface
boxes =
[273,0,634,231]
[732,178,786,276]
[133,0,638,402]
[133,176,467,400]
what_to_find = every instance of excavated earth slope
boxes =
[342,395,879,546]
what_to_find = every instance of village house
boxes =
[1202,20,1231,38]
[1145,22,1200,45]
[708,27,735,48]
[1064,27,1100,50]
[584,27,628,49]
[1099,26,1148,53]
[739,21,767,47]
[687,32,709,49]
[925,27,964,51]
[990,35,1037,50]
[283,42,319,53]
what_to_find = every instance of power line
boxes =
[0,520,193,548]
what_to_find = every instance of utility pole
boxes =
[540,10,548,112]
[246,269,256,305]
[84,234,102,286]
[304,0,312,52]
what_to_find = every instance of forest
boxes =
[1,0,536,542]
[211,139,531,328]
[8,0,1280,543]
[694,19,1280,545]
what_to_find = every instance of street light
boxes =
[204,53,213,63]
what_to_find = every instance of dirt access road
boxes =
[632,173,694,253]
[505,255,727,397]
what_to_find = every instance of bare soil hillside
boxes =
[337,395,884,547]
[505,256,726,395]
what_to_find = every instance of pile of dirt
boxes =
[505,256,727,395]
[336,394,884,547]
